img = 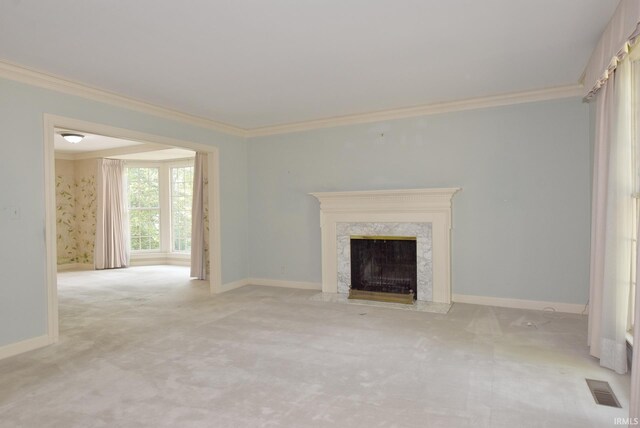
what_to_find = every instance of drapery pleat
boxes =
[190,152,207,279]
[94,159,130,270]
[588,57,633,374]
[582,0,640,99]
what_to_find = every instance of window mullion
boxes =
[160,163,171,254]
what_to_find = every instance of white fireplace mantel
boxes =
[310,188,460,304]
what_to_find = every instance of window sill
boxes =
[130,252,191,266]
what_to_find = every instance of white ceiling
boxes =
[0,1,619,129]
[54,131,143,153]
[54,130,194,160]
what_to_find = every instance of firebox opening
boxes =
[349,235,417,304]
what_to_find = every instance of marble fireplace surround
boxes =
[337,222,432,300]
[310,188,460,305]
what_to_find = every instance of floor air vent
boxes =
[586,379,621,408]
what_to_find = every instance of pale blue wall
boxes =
[247,97,591,305]
[0,78,248,347]
[0,77,591,350]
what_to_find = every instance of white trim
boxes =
[0,60,583,138]
[0,335,53,361]
[310,188,460,305]
[129,253,191,267]
[218,278,250,293]
[228,278,586,314]
[44,117,59,342]
[44,114,223,343]
[46,115,224,153]
[248,278,323,290]
[124,156,195,260]
[246,85,583,137]
[0,60,245,136]
[159,161,171,253]
[452,293,588,315]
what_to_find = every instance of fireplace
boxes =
[349,236,417,304]
[310,188,460,305]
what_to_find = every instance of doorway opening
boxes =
[43,115,222,342]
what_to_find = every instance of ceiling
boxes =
[0,1,619,129]
[54,131,143,153]
[110,149,195,161]
[54,131,195,160]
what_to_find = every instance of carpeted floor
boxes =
[0,266,630,427]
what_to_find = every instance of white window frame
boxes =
[126,158,195,257]
[168,160,195,254]
[126,163,162,253]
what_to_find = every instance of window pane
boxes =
[171,165,194,253]
[127,167,159,208]
[127,167,161,251]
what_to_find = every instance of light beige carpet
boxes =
[0,266,630,427]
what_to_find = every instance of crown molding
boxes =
[0,60,246,137]
[245,84,584,137]
[0,59,583,139]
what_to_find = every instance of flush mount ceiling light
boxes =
[60,133,84,144]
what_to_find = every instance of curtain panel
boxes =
[631,47,640,423]
[634,207,640,426]
[582,0,640,99]
[94,158,130,270]
[190,152,207,280]
[589,56,633,374]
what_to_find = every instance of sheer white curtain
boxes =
[190,152,207,279]
[95,159,130,270]
[634,207,640,424]
[588,57,633,374]
[632,52,640,422]
[584,0,640,418]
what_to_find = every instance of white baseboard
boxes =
[0,334,53,360]
[248,278,322,290]
[205,275,589,315]
[213,278,322,294]
[452,293,588,314]
[244,281,586,314]
[217,278,250,293]
[129,253,190,267]
[57,263,93,272]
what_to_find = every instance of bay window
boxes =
[127,167,161,251]
[126,159,194,257]
[170,165,194,253]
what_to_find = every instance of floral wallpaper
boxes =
[75,174,96,264]
[55,172,77,264]
[55,160,97,265]
[203,174,210,276]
